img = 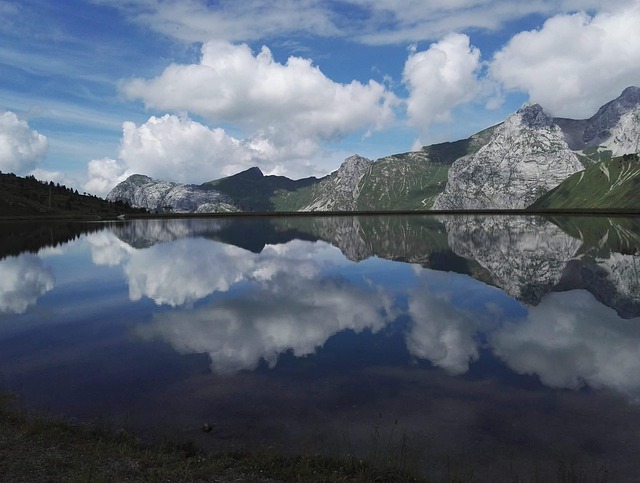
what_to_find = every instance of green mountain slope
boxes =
[530,154,640,209]
[271,178,334,211]
[356,152,448,209]
[203,167,319,211]
[356,127,497,210]
[273,129,498,212]
[547,214,640,256]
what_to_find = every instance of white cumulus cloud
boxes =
[83,115,287,196]
[490,4,640,118]
[118,114,273,182]
[84,157,127,197]
[87,42,397,196]
[0,111,48,174]
[403,33,482,142]
[120,41,396,152]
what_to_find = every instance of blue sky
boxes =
[1,0,639,196]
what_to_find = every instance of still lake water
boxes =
[1,214,640,480]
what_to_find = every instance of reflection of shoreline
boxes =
[441,214,640,317]
[0,221,102,260]
[106,216,640,318]
[108,221,640,398]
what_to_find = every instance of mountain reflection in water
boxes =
[1,214,640,481]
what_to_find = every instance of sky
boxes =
[1,0,640,197]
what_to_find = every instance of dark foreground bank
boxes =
[0,393,427,482]
[0,392,613,482]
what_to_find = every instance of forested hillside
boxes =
[0,172,146,218]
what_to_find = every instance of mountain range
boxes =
[107,87,640,212]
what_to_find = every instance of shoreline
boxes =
[0,393,426,482]
[1,207,639,222]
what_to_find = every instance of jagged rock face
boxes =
[433,105,584,210]
[300,155,373,211]
[107,175,239,213]
[443,215,583,305]
[105,88,640,214]
[602,108,640,156]
[556,86,640,151]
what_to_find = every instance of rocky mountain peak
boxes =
[553,86,640,151]
[126,174,153,185]
[298,155,373,211]
[433,102,583,210]
[104,88,639,214]
[581,86,640,148]
[239,167,264,179]
[620,86,640,101]
[339,154,373,174]
[516,104,554,129]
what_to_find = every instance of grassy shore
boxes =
[0,394,617,482]
[0,393,428,482]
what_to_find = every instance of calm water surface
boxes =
[1,214,640,480]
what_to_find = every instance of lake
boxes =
[1,214,640,481]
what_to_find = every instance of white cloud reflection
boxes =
[86,229,346,307]
[137,272,394,374]
[491,289,640,396]
[405,284,481,375]
[86,224,640,397]
[86,228,394,373]
[86,230,135,267]
[0,254,54,314]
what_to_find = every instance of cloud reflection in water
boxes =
[492,289,640,395]
[86,225,640,398]
[0,255,54,314]
[138,272,395,374]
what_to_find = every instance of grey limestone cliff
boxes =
[107,175,239,213]
[299,155,374,211]
[555,86,640,152]
[433,105,584,210]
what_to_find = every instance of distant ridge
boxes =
[107,87,640,213]
[203,167,319,211]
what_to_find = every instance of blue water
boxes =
[1,215,639,481]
